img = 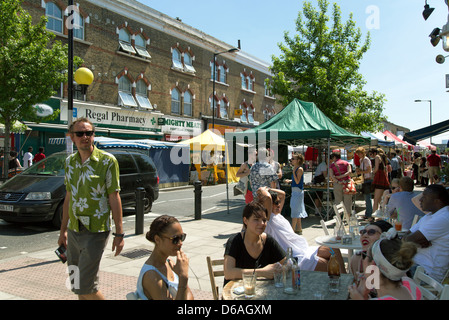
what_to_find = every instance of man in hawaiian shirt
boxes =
[57,118,124,300]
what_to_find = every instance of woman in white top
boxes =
[136,215,193,300]
[257,187,346,273]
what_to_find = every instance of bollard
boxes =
[135,187,146,235]
[194,181,202,220]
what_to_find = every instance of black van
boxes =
[0,149,159,228]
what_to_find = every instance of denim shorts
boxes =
[66,223,110,295]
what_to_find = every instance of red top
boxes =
[33,153,46,163]
[427,153,441,167]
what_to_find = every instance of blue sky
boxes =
[142,0,449,144]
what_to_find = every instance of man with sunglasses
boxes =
[57,117,124,300]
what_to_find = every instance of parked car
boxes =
[0,148,159,228]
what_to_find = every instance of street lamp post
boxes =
[212,47,239,129]
[414,99,432,144]
[67,2,93,153]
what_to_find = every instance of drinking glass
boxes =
[242,271,256,298]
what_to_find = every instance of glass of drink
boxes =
[242,271,256,298]
[394,219,402,231]
[274,269,283,288]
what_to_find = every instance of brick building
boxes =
[19,0,280,154]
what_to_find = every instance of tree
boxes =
[0,0,68,177]
[269,0,386,134]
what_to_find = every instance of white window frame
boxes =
[135,35,151,59]
[72,11,84,40]
[118,77,137,108]
[135,80,152,110]
[171,88,181,114]
[183,53,196,73]
[220,98,228,119]
[46,3,63,33]
[118,29,136,54]
[240,104,248,123]
[184,91,192,116]
[172,49,183,71]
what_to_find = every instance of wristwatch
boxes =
[113,232,125,238]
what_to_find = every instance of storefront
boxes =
[158,115,202,142]
[23,98,164,156]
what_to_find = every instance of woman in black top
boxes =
[224,201,286,286]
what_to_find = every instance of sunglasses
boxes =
[73,131,95,137]
[163,233,186,245]
[359,229,380,236]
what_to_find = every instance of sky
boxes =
[141,0,449,145]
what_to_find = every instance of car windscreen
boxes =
[23,153,67,176]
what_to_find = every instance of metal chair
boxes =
[206,256,224,300]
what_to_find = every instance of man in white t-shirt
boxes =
[22,147,33,169]
[405,185,449,282]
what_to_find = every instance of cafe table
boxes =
[315,235,362,261]
[222,270,353,300]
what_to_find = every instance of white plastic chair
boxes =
[413,266,444,300]
[320,220,330,235]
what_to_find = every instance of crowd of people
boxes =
[0,146,46,177]
[49,124,447,301]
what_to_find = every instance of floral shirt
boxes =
[249,161,277,199]
[65,146,120,233]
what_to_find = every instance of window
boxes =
[46,3,63,33]
[239,104,247,123]
[72,12,84,40]
[184,91,192,116]
[135,80,152,110]
[247,106,255,123]
[118,77,137,107]
[220,98,228,119]
[241,74,247,90]
[171,88,181,114]
[118,29,136,54]
[219,65,226,83]
[172,49,183,71]
[210,96,219,118]
[184,53,195,73]
[135,35,151,59]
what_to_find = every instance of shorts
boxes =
[67,224,110,295]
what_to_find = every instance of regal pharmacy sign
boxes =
[60,101,159,131]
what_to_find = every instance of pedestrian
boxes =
[22,147,33,169]
[285,152,308,234]
[389,152,401,180]
[329,150,353,220]
[355,147,373,220]
[33,147,46,163]
[248,147,277,201]
[370,148,390,216]
[135,215,194,300]
[8,151,22,177]
[426,150,442,184]
[236,148,257,204]
[57,117,124,300]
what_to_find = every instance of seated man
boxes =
[403,185,449,282]
[386,176,425,230]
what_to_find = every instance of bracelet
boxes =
[113,232,125,238]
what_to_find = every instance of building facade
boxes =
[20,0,280,155]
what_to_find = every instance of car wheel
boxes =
[143,191,153,213]
[52,203,63,229]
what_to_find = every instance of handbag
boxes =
[235,175,248,194]
[332,161,357,195]
[342,179,357,195]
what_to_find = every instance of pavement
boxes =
[0,184,426,300]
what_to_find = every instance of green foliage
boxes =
[0,0,68,125]
[269,0,386,134]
